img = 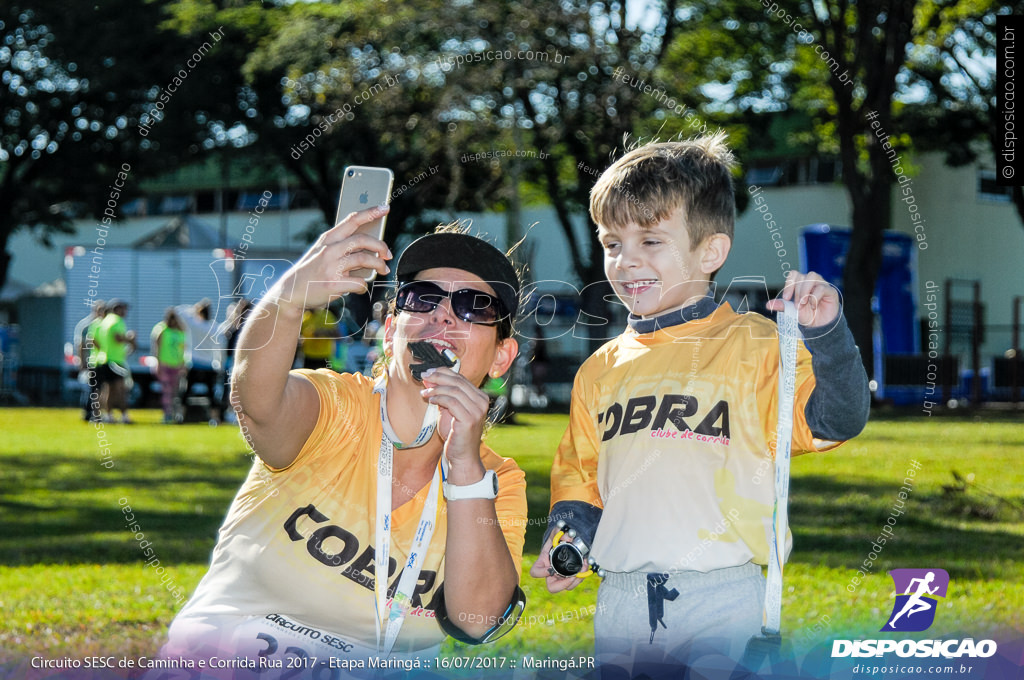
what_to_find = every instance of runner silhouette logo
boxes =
[882,568,949,632]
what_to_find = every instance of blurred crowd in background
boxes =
[72,297,390,425]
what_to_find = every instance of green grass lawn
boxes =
[1,408,1022,665]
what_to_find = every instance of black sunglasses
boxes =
[395,280,509,326]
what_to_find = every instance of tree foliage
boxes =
[155,0,689,348]
[907,0,1024,223]
[160,0,520,244]
[0,0,248,290]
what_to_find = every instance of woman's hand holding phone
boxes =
[335,166,394,280]
[270,205,393,312]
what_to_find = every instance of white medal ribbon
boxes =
[764,300,799,635]
[371,374,445,656]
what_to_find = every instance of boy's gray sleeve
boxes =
[800,314,870,441]
[545,501,603,547]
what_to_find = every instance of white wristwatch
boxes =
[443,470,499,501]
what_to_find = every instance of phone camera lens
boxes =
[347,170,355,177]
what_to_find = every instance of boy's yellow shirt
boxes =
[551,302,841,573]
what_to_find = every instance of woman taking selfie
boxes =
[160,205,527,670]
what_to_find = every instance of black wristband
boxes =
[435,584,527,645]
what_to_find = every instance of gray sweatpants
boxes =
[594,562,765,676]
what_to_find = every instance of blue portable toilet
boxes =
[801,225,918,400]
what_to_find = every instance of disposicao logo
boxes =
[882,568,948,632]
[832,568,998,659]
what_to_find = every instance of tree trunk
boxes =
[842,188,888,381]
[579,264,614,355]
[816,0,914,389]
[0,247,10,297]
[840,100,896,384]
[0,153,24,294]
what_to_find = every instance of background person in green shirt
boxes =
[95,299,136,423]
[152,308,188,424]
[73,299,106,422]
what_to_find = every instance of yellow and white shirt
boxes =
[166,370,527,660]
[551,302,846,574]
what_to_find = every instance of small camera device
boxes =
[549,520,603,578]
[408,341,460,381]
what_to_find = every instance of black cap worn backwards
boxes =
[395,232,520,320]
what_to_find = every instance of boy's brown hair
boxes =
[590,132,737,250]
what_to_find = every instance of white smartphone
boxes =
[335,165,394,280]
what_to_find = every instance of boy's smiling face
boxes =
[598,207,730,319]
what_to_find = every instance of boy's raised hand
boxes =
[765,270,841,328]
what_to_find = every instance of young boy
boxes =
[530,134,869,674]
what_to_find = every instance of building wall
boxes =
[890,153,1023,361]
[723,183,852,287]
[16,296,64,368]
[8,210,319,289]
[733,153,1023,363]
